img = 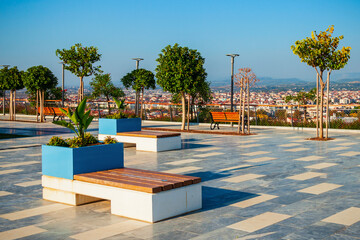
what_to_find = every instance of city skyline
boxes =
[1,0,360,87]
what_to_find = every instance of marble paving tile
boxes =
[305,163,338,169]
[284,147,310,152]
[94,207,111,213]
[0,140,13,143]
[322,207,360,226]
[291,139,307,143]
[231,194,278,208]
[25,153,42,157]
[193,147,221,152]
[0,169,23,175]
[193,152,224,158]
[337,142,357,146]
[242,151,269,156]
[0,203,72,220]
[219,164,252,171]
[70,220,150,240]
[250,136,271,140]
[0,156,4,158]
[0,161,40,168]
[165,159,202,165]
[162,166,202,174]
[287,172,326,181]
[338,151,360,157]
[238,140,257,144]
[245,157,277,163]
[200,141,220,145]
[0,190,13,197]
[328,146,350,151]
[0,148,28,153]
[298,183,342,195]
[279,143,301,147]
[295,156,324,162]
[0,225,46,240]
[227,212,291,233]
[241,144,263,148]
[223,173,265,183]
[15,180,42,187]
[286,136,304,139]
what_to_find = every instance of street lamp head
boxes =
[226,54,239,57]
[132,58,144,61]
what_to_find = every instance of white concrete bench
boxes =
[42,168,202,223]
[98,130,181,152]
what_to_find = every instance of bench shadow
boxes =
[201,186,259,210]
[181,138,200,143]
[181,143,214,149]
[185,171,231,182]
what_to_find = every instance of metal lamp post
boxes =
[132,58,143,116]
[226,54,239,112]
[59,62,65,107]
[0,65,10,115]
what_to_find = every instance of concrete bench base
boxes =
[98,134,181,152]
[42,175,202,223]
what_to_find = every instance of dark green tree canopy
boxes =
[23,65,58,91]
[284,88,316,105]
[121,69,155,91]
[56,43,102,78]
[90,73,124,100]
[155,43,207,95]
[0,66,24,91]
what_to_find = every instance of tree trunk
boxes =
[316,73,319,138]
[187,94,190,131]
[36,90,39,122]
[135,90,140,117]
[140,87,144,120]
[13,90,16,121]
[241,82,246,134]
[40,90,45,122]
[303,106,307,123]
[326,71,331,139]
[237,82,243,133]
[181,92,186,130]
[247,79,250,134]
[9,90,12,120]
[319,80,325,139]
[79,76,84,102]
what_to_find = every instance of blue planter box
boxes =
[99,118,141,135]
[42,143,124,180]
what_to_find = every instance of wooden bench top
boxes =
[74,168,201,193]
[116,131,181,138]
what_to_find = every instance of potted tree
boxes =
[98,98,141,135]
[42,98,124,180]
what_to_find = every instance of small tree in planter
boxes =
[98,98,140,135]
[43,98,123,180]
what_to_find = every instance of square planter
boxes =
[99,118,141,135]
[42,143,124,180]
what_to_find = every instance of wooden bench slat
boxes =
[95,171,182,189]
[117,131,180,138]
[74,168,201,193]
[74,174,165,193]
[123,168,201,185]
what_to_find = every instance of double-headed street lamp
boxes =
[226,54,239,112]
[0,65,10,115]
[132,58,143,116]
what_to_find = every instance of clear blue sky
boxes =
[1,0,359,87]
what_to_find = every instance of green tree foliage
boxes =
[291,26,351,139]
[0,66,24,120]
[121,68,155,119]
[155,43,208,130]
[56,43,102,101]
[90,73,124,114]
[23,65,58,122]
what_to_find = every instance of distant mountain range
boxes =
[211,76,360,91]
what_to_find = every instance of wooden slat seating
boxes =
[38,107,69,121]
[209,111,248,130]
[116,131,181,139]
[42,167,202,222]
[74,168,201,193]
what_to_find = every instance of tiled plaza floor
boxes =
[0,120,360,239]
